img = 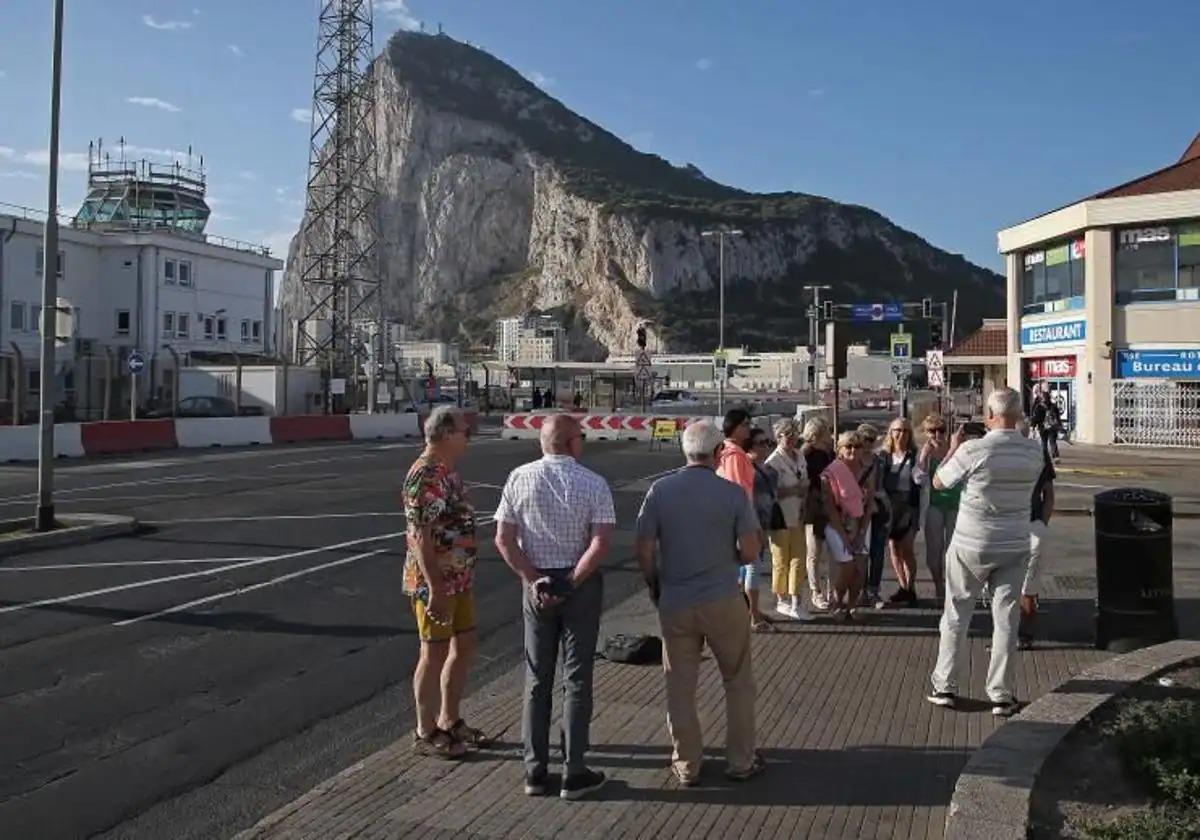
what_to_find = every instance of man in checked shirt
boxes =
[495,414,616,801]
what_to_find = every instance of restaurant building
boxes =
[998,132,1200,447]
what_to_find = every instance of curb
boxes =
[943,638,1200,840]
[0,513,139,559]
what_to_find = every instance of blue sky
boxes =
[1,0,1197,272]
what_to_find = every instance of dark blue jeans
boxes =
[868,514,888,591]
[522,569,603,777]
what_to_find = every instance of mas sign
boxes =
[1117,349,1200,379]
[1021,318,1086,349]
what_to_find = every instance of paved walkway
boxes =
[234,589,1107,840]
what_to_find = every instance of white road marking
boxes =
[0,531,403,616]
[266,453,384,470]
[143,511,403,525]
[112,549,388,627]
[0,557,264,572]
[468,482,505,490]
[1058,482,1108,490]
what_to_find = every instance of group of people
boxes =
[397,386,1056,799]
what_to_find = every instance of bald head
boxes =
[541,414,582,455]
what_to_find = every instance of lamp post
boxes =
[35,0,65,532]
[803,284,832,396]
[701,228,743,415]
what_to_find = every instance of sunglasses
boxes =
[928,427,946,434]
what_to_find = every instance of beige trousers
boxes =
[658,593,757,778]
[769,525,808,597]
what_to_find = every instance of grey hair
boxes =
[987,387,1023,420]
[774,417,802,441]
[681,419,723,461]
[424,404,463,442]
[801,417,830,444]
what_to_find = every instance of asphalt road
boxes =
[0,434,684,840]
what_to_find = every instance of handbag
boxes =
[598,634,662,665]
[769,502,787,531]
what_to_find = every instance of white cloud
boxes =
[0,170,38,180]
[238,170,258,181]
[274,186,288,196]
[695,57,714,71]
[526,70,555,89]
[375,0,422,31]
[124,144,192,161]
[142,15,193,31]
[227,44,244,58]
[291,107,312,124]
[210,212,239,222]
[0,146,14,159]
[127,96,183,113]
[21,150,90,172]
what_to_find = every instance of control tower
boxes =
[72,138,210,236]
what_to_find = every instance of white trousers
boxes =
[930,542,1028,703]
[1023,520,1048,596]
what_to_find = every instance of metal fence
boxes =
[1113,380,1200,448]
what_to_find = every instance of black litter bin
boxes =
[1094,487,1177,652]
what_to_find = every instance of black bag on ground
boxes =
[599,634,662,665]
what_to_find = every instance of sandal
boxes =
[412,728,467,760]
[750,620,778,634]
[447,718,492,748]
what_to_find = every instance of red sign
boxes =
[1027,356,1076,379]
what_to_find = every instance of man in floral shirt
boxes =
[404,405,487,760]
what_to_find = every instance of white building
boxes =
[393,340,459,376]
[0,153,281,420]
[496,315,568,363]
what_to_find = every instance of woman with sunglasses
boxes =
[883,418,922,606]
[765,418,811,621]
[917,415,960,604]
[743,427,779,632]
[821,431,871,620]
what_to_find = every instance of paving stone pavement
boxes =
[234,589,1109,840]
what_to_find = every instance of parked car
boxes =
[651,389,701,407]
[146,396,263,418]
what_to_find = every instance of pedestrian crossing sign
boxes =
[890,333,913,360]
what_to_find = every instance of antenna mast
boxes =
[294,0,380,411]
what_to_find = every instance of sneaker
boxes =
[793,603,814,622]
[926,690,957,709]
[560,768,607,800]
[775,600,797,620]
[811,592,830,612]
[524,769,549,797]
[671,765,699,787]
[991,699,1022,719]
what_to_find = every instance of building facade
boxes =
[495,315,568,363]
[998,133,1200,447]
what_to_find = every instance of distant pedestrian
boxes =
[1015,420,1056,650]
[403,405,487,760]
[494,414,615,800]
[856,423,889,609]
[716,408,768,628]
[883,418,922,607]
[531,387,544,410]
[636,419,765,785]
[745,427,780,633]
[1030,391,1062,463]
[573,391,584,410]
[822,431,871,620]
[765,418,811,621]
[801,417,835,611]
[916,415,959,604]
[926,388,1045,717]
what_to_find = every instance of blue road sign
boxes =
[851,303,904,323]
[128,351,146,375]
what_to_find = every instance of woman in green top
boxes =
[917,415,960,603]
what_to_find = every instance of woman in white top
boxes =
[765,418,811,621]
[882,418,923,607]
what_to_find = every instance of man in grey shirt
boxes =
[635,419,765,787]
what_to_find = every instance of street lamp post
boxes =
[803,284,832,397]
[35,0,65,532]
[701,228,743,415]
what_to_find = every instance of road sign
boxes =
[926,349,945,389]
[127,351,145,375]
[890,333,913,360]
[890,360,913,378]
[852,303,904,323]
[330,378,347,396]
[635,366,652,384]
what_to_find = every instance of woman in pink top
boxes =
[821,431,873,621]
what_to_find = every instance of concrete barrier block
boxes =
[176,417,273,448]
[81,419,177,457]
[349,414,420,440]
[269,415,352,444]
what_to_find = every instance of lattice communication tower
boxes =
[294,0,380,389]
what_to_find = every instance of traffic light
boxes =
[931,321,944,349]
[922,297,933,319]
[821,300,833,321]
[636,325,647,348]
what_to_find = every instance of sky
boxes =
[1,0,1198,273]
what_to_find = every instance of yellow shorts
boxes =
[412,590,476,642]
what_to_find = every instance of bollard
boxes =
[1094,488,1176,653]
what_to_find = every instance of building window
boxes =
[31,305,42,334]
[216,317,227,340]
[10,302,25,332]
[163,312,175,337]
[252,320,262,341]
[178,260,192,286]
[176,313,190,339]
[204,316,215,340]
[116,309,131,336]
[241,319,250,342]
[1021,238,1085,315]
[1115,223,1200,304]
[35,248,65,278]
[164,258,177,284]
[28,369,40,395]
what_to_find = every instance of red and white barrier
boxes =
[503,413,722,442]
[176,417,273,449]
[350,414,421,440]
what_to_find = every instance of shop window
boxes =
[1115,223,1200,303]
[1179,225,1200,298]
[1022,238,1085,314]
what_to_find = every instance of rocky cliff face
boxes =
[281,31,1004,359]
